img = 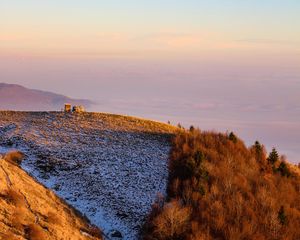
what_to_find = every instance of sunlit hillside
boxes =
[1,111,300,240]
[143,129,300,240]
[0,151,102,240]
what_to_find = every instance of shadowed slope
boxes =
[0,111,177,239]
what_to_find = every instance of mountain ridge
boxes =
[0,83,94,111]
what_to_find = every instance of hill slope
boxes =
[0,111,177,239]
[142,129,300,240]
[0,83,93,111]
[0,152,101,240]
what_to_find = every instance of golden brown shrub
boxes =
[4,151,24,165]
[142,129,300,240]
[152,200,191,240]
[4,189,23,207]
[25,224,47,240]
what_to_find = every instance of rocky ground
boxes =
[0,111,176,239]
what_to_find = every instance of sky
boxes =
[0,1,300,162]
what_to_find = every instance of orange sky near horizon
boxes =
[1,1,299,60]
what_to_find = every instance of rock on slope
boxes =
[0,83,93,111]
[0,152,102,240]
[0,111,177,239]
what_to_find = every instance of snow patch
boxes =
[0,112,172,239]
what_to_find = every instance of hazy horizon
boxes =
[1,1,299,163]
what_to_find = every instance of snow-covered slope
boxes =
[0,111,176,239]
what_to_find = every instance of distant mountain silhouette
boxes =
[0,83,93,111]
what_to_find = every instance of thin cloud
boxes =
[236,39,300,45]
[132,32,220,50]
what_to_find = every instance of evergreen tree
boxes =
[228,132,237,143]
[254,141,262,154]
[267,148,279,165]
[277,161,291,177]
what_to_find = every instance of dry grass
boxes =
[2,189,23,207]
[0,154,102,240]
[25,224,48,240]
[4,151,24,165]
[0,111,177,135]
[142,129,300,240]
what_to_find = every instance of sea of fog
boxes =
[84,57,299,164]
[89,99,299,164]
[1,56,299,163]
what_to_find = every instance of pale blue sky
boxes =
[2,0,300,53]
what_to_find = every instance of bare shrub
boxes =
[152,200,190,240]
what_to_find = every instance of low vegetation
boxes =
[142,128,300,240]
[4,151,24,165]
[0,152,102,240]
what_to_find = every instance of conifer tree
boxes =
[277,161,291,177]
[254,141,262,154]
[268,148,279,165]
[228,132,237,143]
